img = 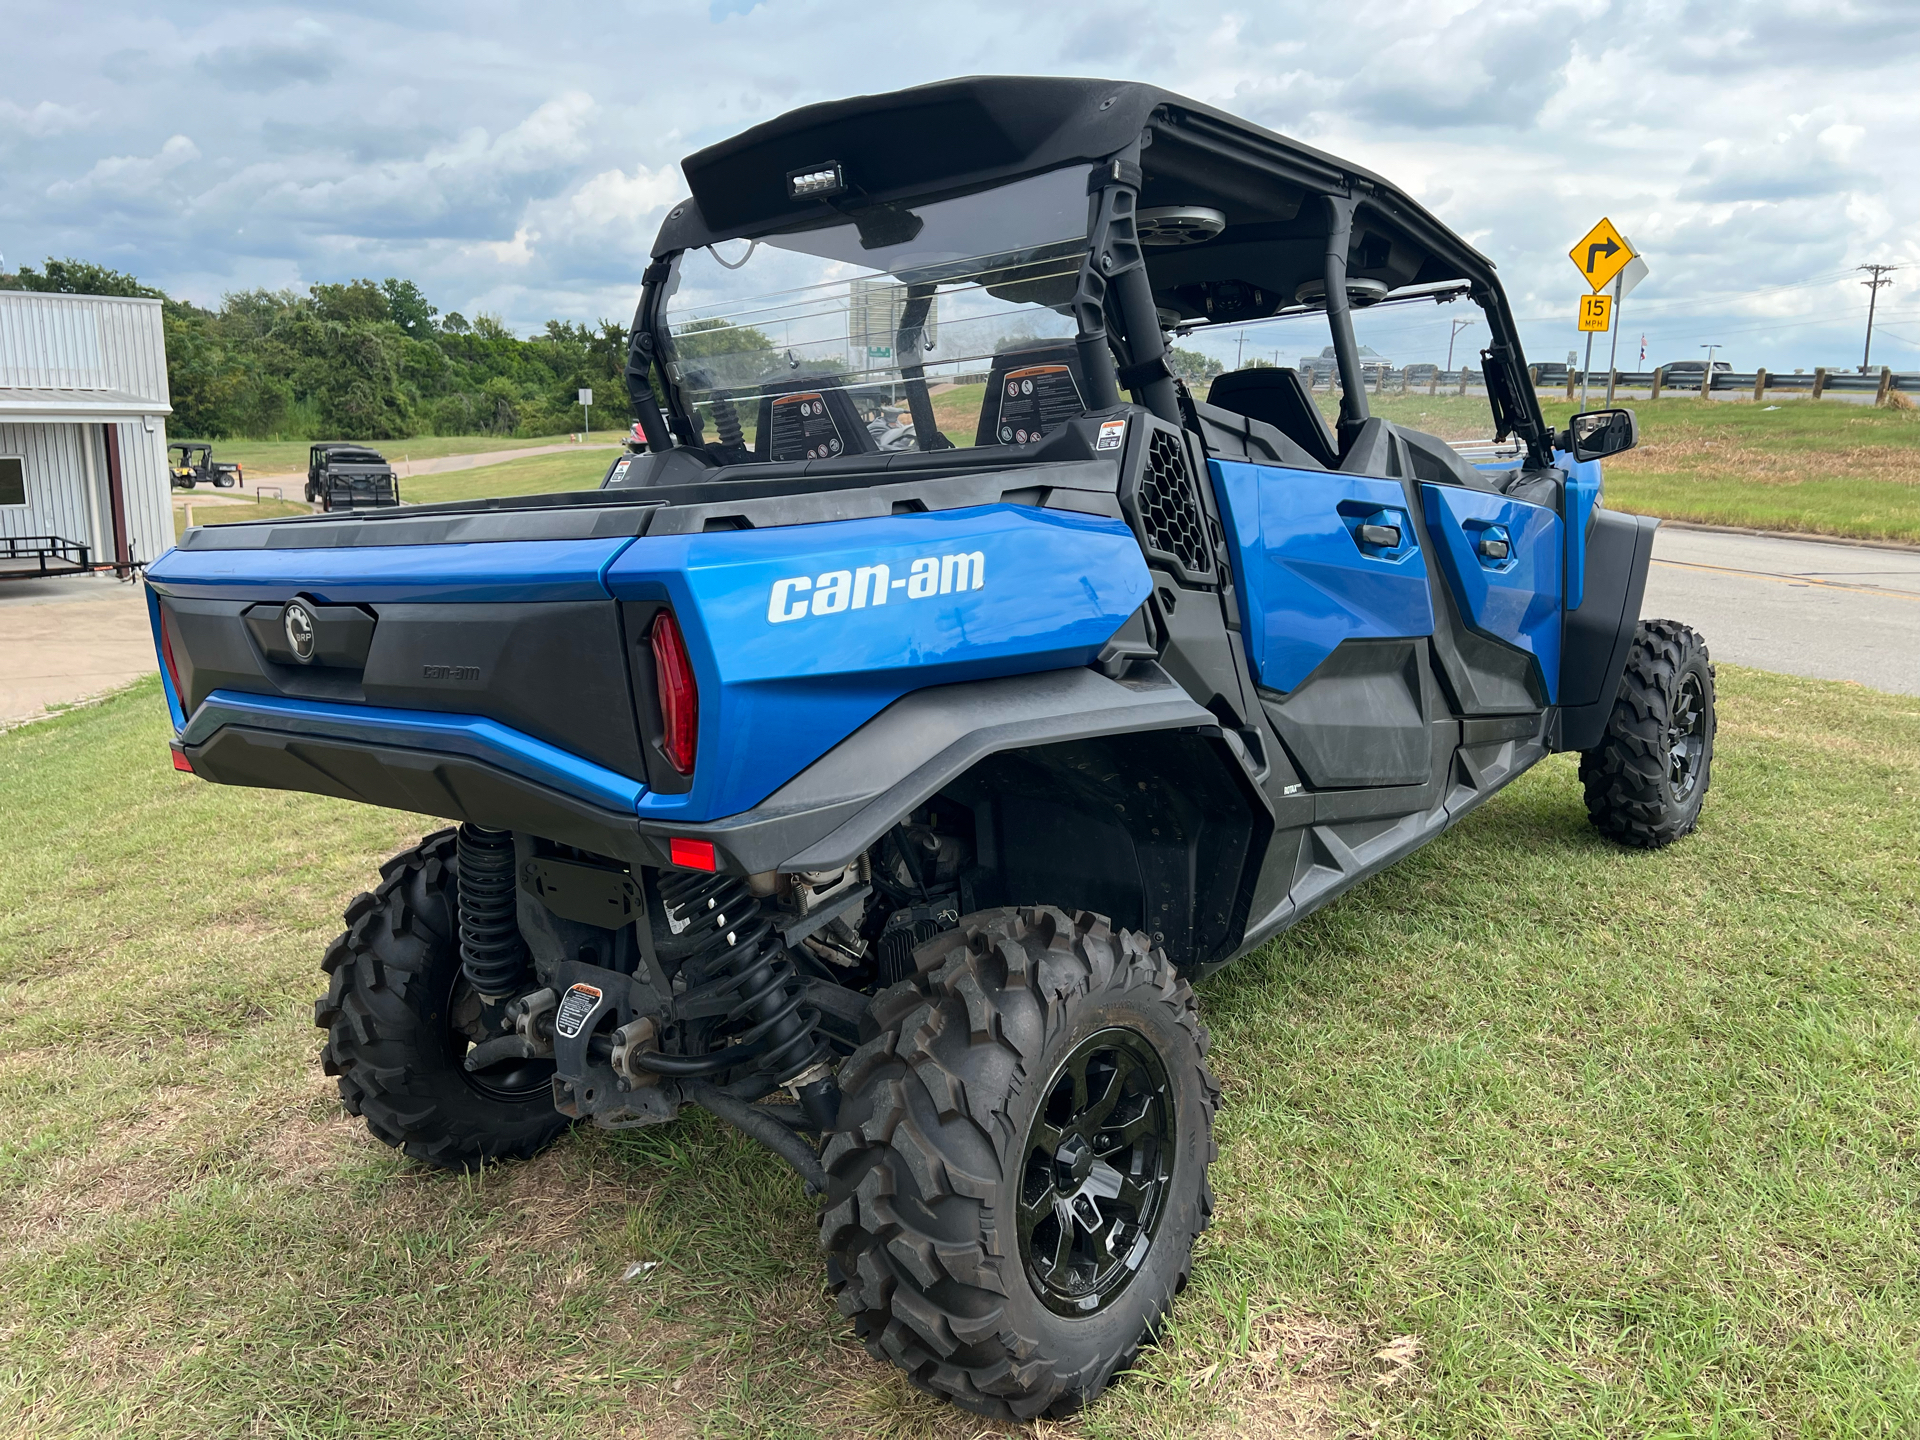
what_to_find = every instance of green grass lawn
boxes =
[176,432,594,479]
[399,449,616,506]
[2,669,1914,1437]
[185,392,1916,549]
[172,496,314,541]
[1325,393,1920,545]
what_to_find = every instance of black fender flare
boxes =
[640,663,1227,875]
[1555,508,1659,754]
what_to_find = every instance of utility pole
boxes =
[1236,330,1246,370]
[1858,264,1897,372]
[1446,317,1474,372]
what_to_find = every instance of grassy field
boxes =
[399,449,615,507]
[172,495,313,540]
[173,392,1920,548]
[1324,393,1920,545]
[171,453,616,540]
[174,433,594,479]
[1,668,1914,1437]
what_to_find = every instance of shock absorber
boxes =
[640,871,838,1129]
[456,823,528,999]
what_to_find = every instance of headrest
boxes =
[975,340,1089,448]
[754,378,878,463]
[1208,367,1339,469]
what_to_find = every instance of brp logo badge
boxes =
[283,601,317,663]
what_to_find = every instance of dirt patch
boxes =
[1205,1316,1371,1439]
[2,1086,213,1243]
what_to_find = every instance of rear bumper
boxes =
[180,664,1217,875]
[184,719,664,866]
[182,690,646,813]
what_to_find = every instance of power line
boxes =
[1859,264,1897,372]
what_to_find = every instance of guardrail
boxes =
[1311,364,1917,402]
[1528,365,1917,401]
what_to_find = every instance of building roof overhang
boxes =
[0,388,173,423]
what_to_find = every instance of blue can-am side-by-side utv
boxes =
[145,78,1714,1421]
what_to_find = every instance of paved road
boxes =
[0,574,153,727]
[1643,527,1920,696]
[247,441,617,484]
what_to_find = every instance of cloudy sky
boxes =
[4,0,1916,372]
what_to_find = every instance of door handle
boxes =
[1477,536,1510,560]
[1357,523,1402,548]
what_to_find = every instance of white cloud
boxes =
[48,134,200,198]
[3,0,1916,365]
[0,99,91,138]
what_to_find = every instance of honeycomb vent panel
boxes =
[1139,429,1213,578]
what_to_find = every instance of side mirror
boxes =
[1562,408,1638,462]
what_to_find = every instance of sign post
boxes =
[1568,219,1638,412]
[1605,250,1649,405]
[1576,295,1613,410]
[578,387,593,438]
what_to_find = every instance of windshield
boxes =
[658,167,1099,459]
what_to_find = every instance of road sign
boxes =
[1569,218,1635,293]
[578,388,593,406]
[1614,251,1648,301]
[1578,294,1613,332]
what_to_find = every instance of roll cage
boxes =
[625,76,1554,472]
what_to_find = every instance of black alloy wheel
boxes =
[447,973,555,1103]
[1019,1027,1176,1316]
[1668,670,1707,802]
[822,906,1218,1421]
[1580,618,1716,848]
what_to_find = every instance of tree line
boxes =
[1,258,631,441]
[1,256,1244,441]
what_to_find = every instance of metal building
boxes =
[0,290,173,577]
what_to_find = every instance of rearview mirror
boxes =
[1563,408,1638,462]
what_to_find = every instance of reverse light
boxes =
[669,837,717,871]
[650,610,699,775]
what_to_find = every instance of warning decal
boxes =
[554,983,604,1039]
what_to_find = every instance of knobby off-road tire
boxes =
[314,828,568,1170]
[821,906,1218,1421]
[1580,618,1716,849]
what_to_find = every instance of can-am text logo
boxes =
[768,552,985,624]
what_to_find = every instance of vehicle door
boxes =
[1415,464,1563,716]
[1209,451,1438,791]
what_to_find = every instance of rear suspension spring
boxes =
[641,872,831,1111]
[457,824,528,998]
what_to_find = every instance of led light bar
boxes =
[787,162,844,200]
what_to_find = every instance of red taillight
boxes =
[669,837,717,871]
[650,611,699,775]
[158,608,185,702]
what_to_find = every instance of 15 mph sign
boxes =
[1569,217,1636,292]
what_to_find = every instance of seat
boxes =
[975,340,1091,448]
[1208,368,1340,470]
[753,377,879,463]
